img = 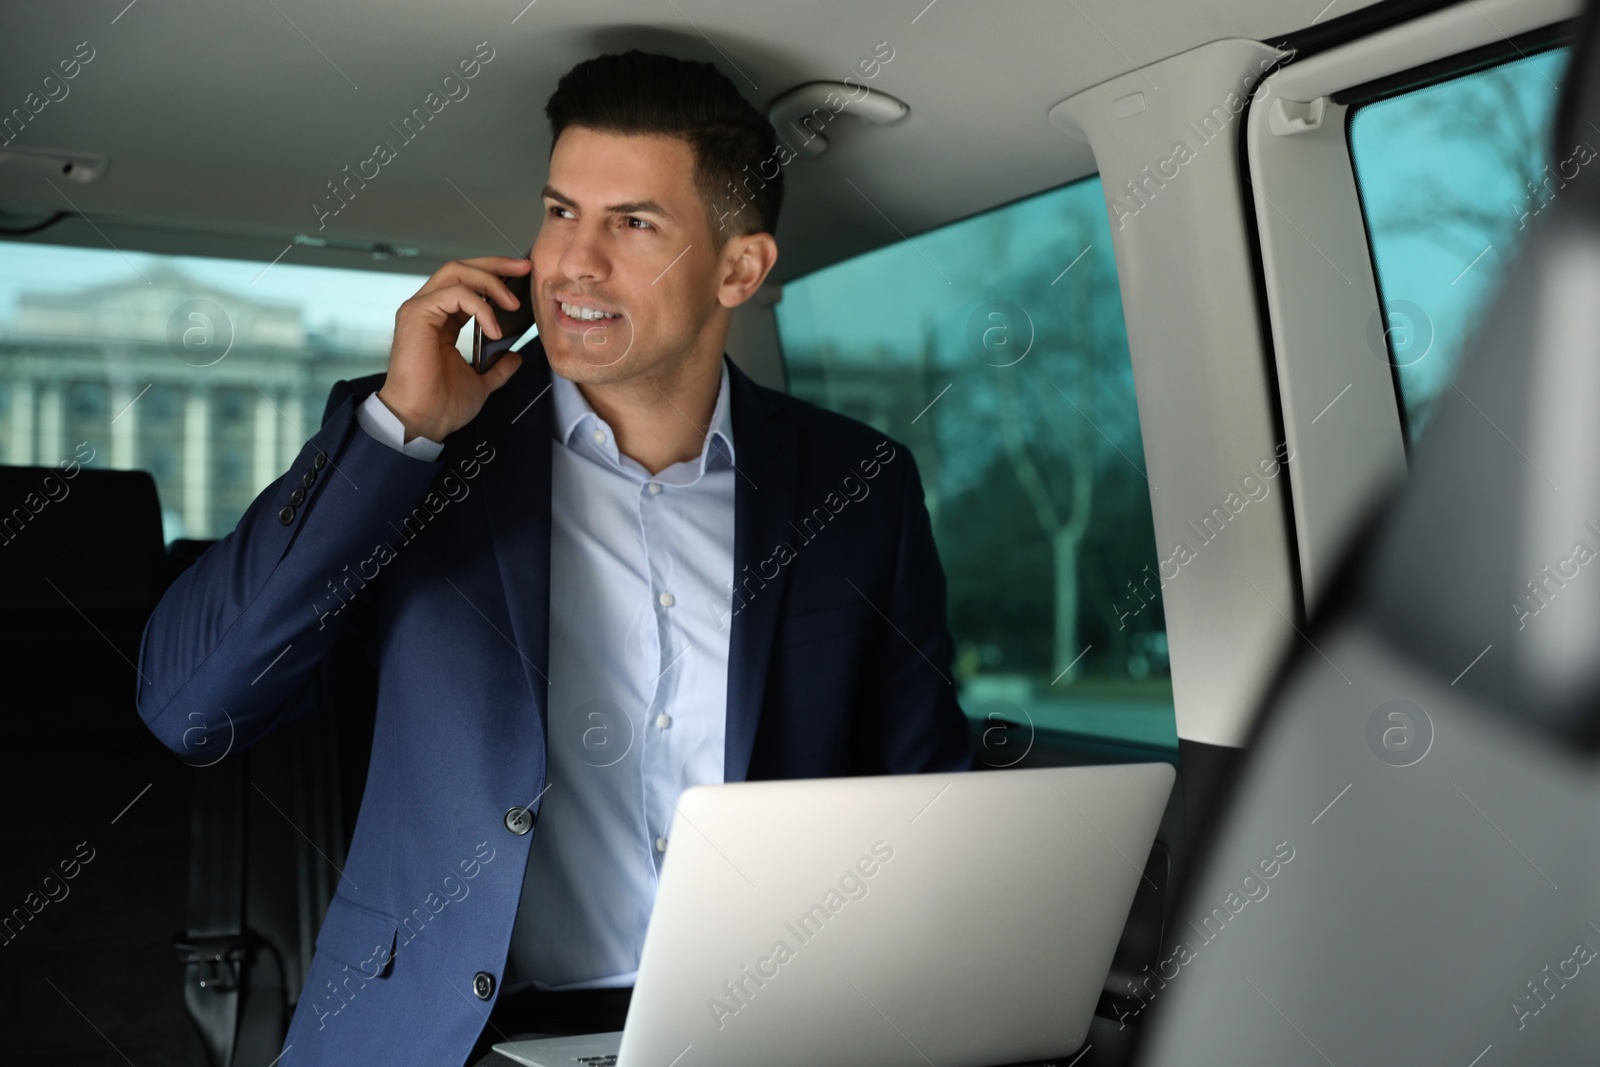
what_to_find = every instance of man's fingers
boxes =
[481,351,524,393]
[416,262,528,310]
[416,284,501,339]
[457,255,532,273]
[415,257,531,298]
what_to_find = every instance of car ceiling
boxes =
[0,0,1383,283]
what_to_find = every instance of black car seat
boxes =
[0,449,378,1065]
[0,464,205,1065]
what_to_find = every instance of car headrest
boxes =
[0,464,165,614]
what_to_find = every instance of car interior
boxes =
[2,0,1596,1062]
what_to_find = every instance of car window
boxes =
[1349,46,1571,446]
[775,176,1176,760]
[0,241,425,541]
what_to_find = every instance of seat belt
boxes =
[174,757,249,1067]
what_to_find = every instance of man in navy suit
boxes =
[136,49,971,1067]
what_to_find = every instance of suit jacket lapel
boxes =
[476,343,555,754]
[725,357,798,783]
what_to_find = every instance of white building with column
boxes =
[0,264,390,541]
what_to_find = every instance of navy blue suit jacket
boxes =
[136,340,972,1066]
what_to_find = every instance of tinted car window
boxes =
[1350,47,1571,445]
[776,176,1176,759]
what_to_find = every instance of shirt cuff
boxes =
[358,392,444,462]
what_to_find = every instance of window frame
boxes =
[1343,24,1575,452]
[1243,0,1580,612]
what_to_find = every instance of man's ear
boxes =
[717,232,779,309]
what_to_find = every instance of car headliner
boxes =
[0,0,1383,281]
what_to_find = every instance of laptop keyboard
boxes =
[571,1058,617,1066]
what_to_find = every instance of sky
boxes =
[0,242,430,339]
[775,177,1114,364]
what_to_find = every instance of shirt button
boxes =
[591,428,606,444]
[473,971,495,1000]
[647,482,662,495]
[655,837,668,853]
[658,592,675,608]
[657,714,671,729]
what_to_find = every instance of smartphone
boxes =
[472,259,537,374]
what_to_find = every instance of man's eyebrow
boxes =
[540,185,675,222]
[606,199,674,220]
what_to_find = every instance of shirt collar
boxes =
[550,357,736,478]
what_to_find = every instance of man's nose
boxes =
[557,225,609,284]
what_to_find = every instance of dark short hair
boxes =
[544,50,783,241]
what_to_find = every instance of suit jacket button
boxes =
[289,488,306,506]
[277,505,295,525]
[302,469,317,488]
[313,451,327,470]
[473,971,495,1000]
[504,807,533,835]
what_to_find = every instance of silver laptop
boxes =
[494,762,1174,1067]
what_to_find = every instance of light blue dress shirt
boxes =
[355,361,736,991]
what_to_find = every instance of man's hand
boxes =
[377,256,533,442]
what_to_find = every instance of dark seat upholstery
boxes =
[0,465,205,1065]
[0,463,378,1065]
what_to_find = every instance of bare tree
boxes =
[1356,56,1572,436]
[938,203,1135,681]
[1366,66,1557,260]
[997,359,1093,678]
